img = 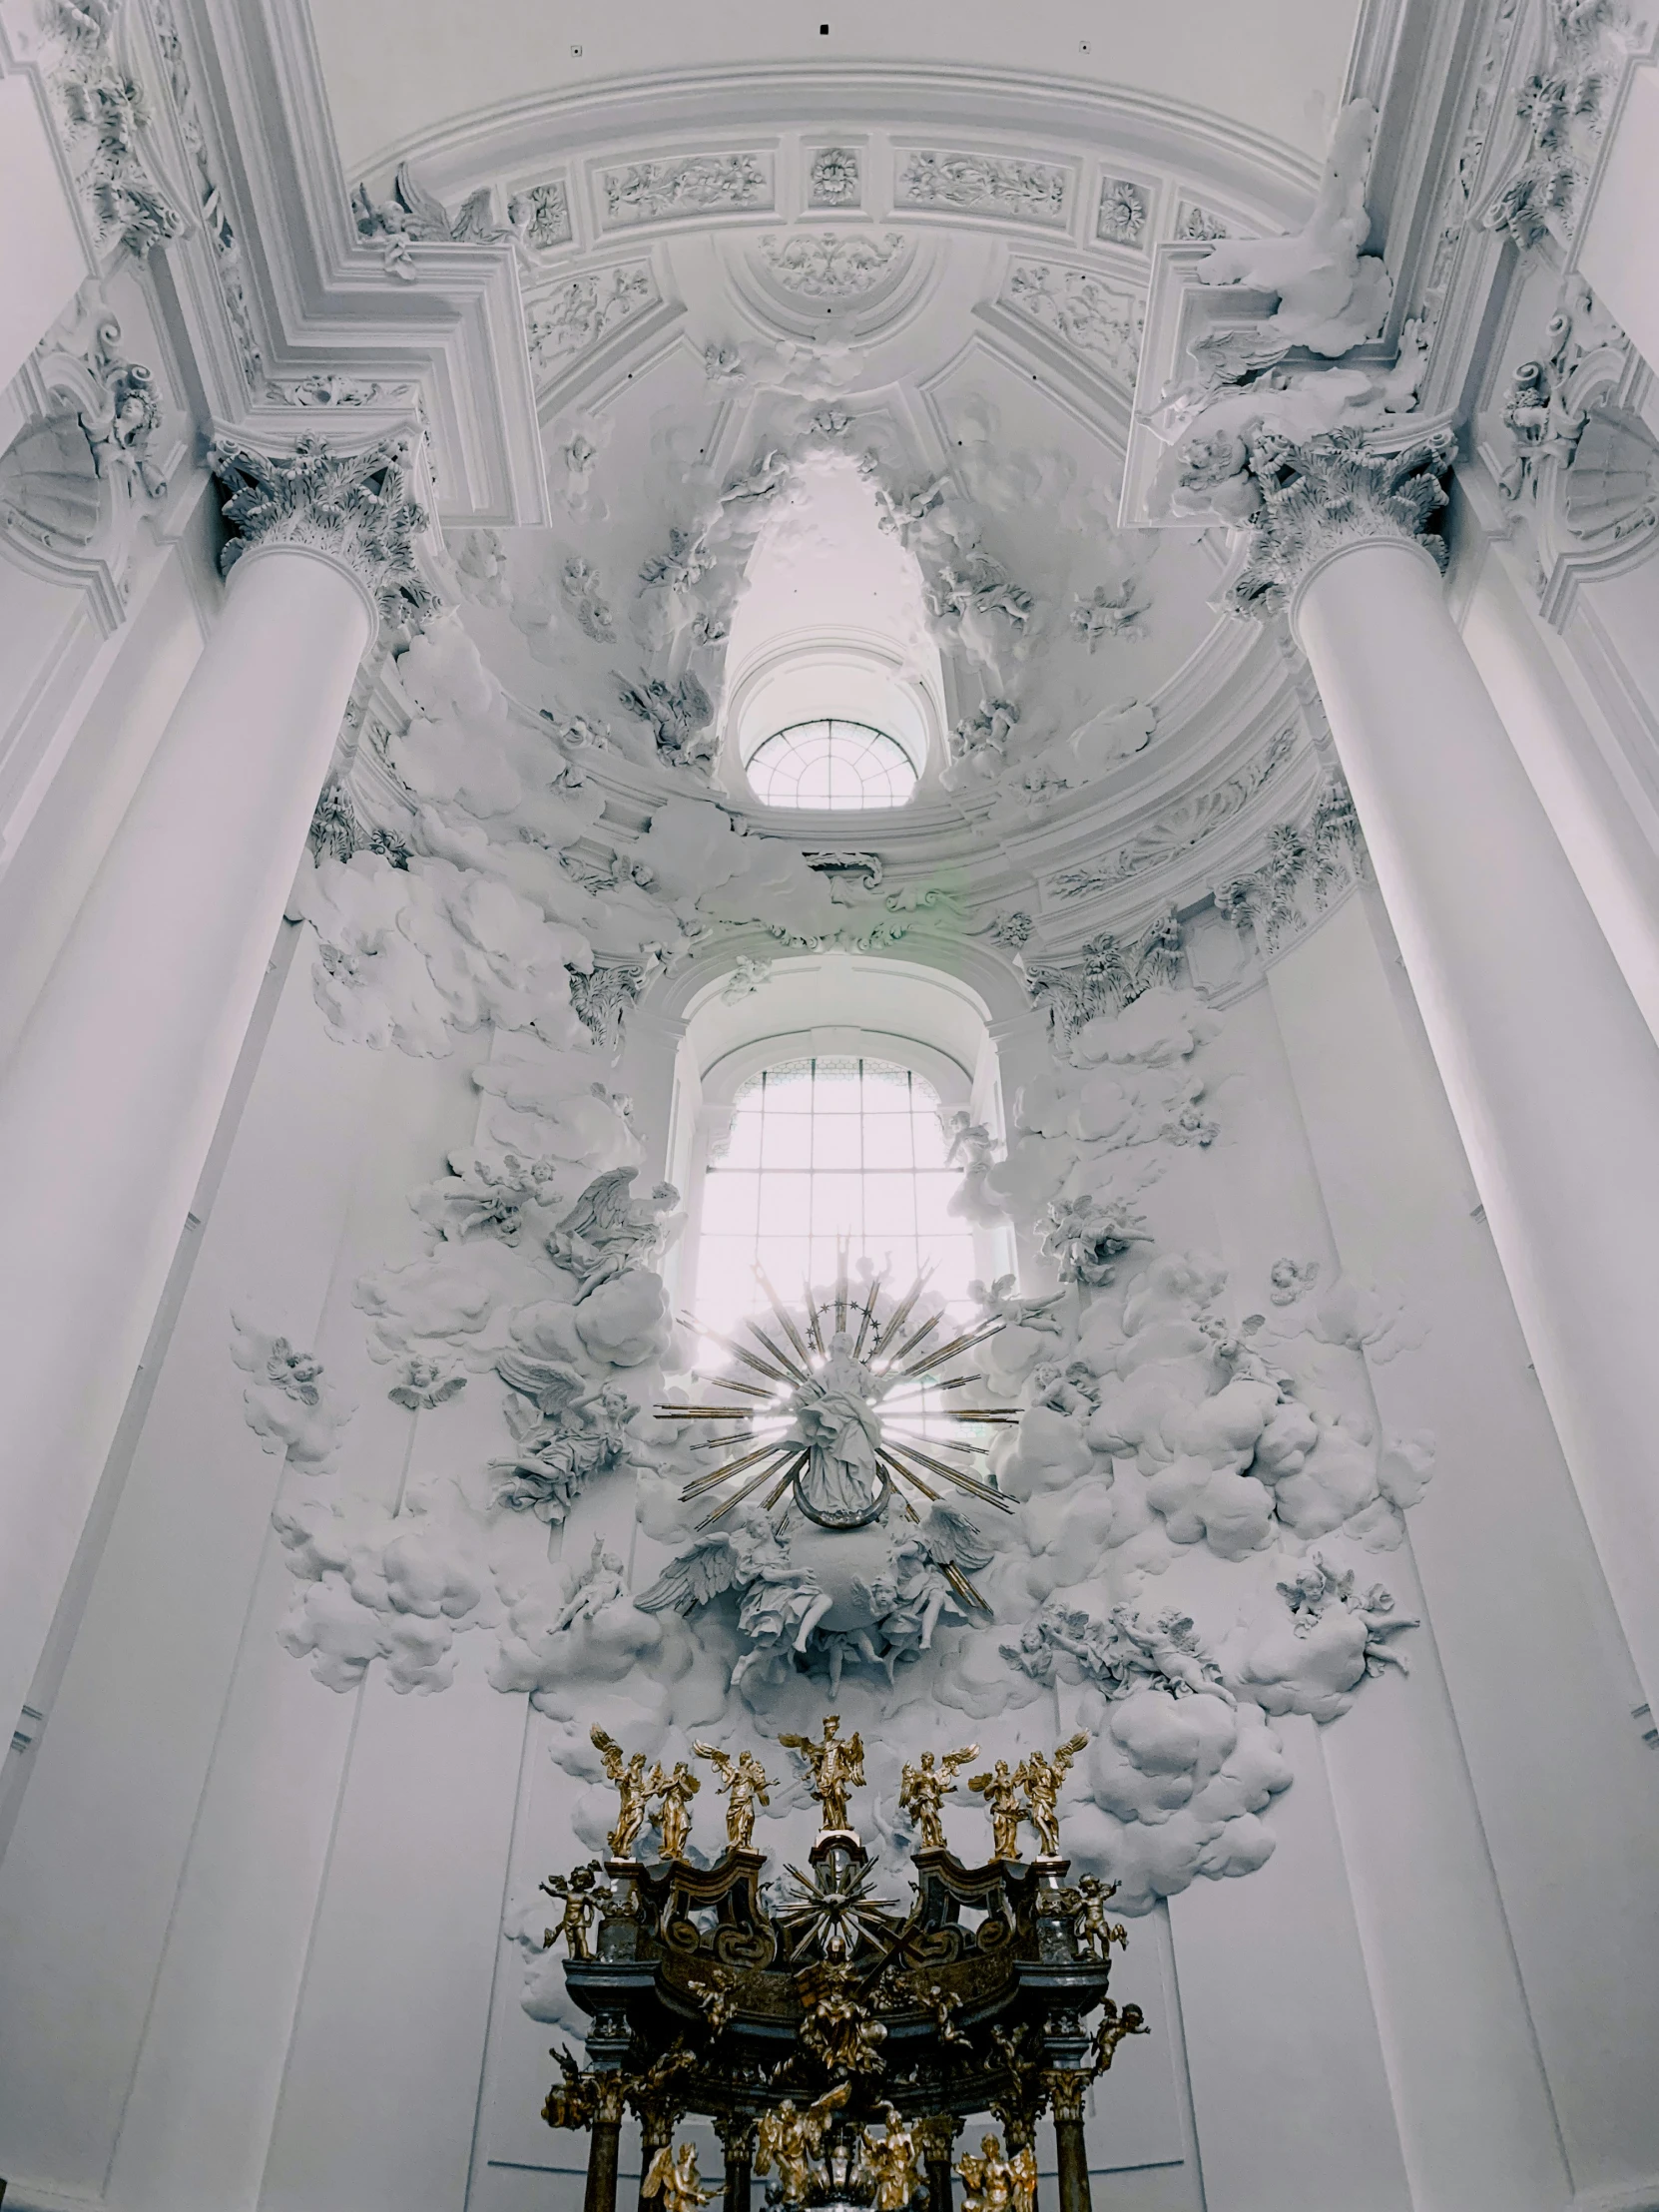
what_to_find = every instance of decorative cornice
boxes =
[210,434,435,633]
[1222,427,1455,621]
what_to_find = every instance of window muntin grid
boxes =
[744,719,917,811]
[695,1057,975,1339]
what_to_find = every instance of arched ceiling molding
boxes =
[655,941,1025,1042]
[374,62,1326,239]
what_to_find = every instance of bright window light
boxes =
[695,1057,975,1338]
[745,719,917,810]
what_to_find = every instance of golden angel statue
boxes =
[956,2135,1014,2212]
[642,2141,715,2212]
[859,2107,924,2212]
[898,1743,978,1851]
[756,2084,849,2205]
[1014,1733,1089,1859]
[694,1741,772,1849]
[591,1725,653,1859]
[647,1759,701,1861]
[968,1758,1025,1861]
[778,1713,865,1837]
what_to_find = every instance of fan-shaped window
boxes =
[745,719,917,811]
[695,1056,974,1337]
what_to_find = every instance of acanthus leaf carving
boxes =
[1001,263,1144,388]
[895,150,1070,227]
[600,153,772,228]
[210,432,436,633]
[755,230,906,299]
[526,264,660,378]
[1044,728,1295,898]
[43,0,184,260]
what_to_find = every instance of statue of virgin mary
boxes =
[790,1333,886,1524]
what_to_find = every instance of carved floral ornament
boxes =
[1214,427,1457,623]
[209,433,436,633]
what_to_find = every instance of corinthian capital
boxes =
[1224,426,1455,621]
[209,433,435,631]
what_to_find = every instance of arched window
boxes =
[694,1053,976,1338]
[745,718,917,810]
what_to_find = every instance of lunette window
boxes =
[744,719,917,810]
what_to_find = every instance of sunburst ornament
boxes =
[659,1252,1020,1610]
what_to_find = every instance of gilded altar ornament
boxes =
[1073,1874,1127,1959]
[1008,2139,1040,2212]
[694,1741,771,1847]
[968,1757,1025,1860]
[642,2141,715,2212]
[897,1743,978,1849]
[1015,1733,1090,1859]
[541,1862,602,1957]
[756,2085,850,2204]
[859,2107,924,2211]
[778,1712,865,1837]
[957,2135,1016,2212]
[1091,1997,1150,2071]
[647,1759,701,1861]
[591,1725,653,1858]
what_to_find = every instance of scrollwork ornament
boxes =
[210,433,435,633]
[1224,427,1456,622]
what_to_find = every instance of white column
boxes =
[0,74,87,392]
[0,435,422,1749]
[1579,64,1659,376]
[1237,431,1659,1710]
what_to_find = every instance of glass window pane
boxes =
[701,1172,760,1235]
[812,1116,861,1171]
[861,1116,913,1170]
[761,1116,812,1171]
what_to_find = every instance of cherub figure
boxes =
[1073,1874,1127,1960]
[778,1713,866,1836]
[591,1726,653,1859]
[1014,1734,1090,1859]
[968,1759,1025,1861]
[897,1744,979,1851]
[642,2140,715,2212]
[540,1863,603,1958]
[970,1274,1066,1338]
[552,1538,628,1633]
[860,2108,924,2212]
[693,1743,772,1849]
[647,1760,701,1862]
[1026,1360,1099,1420]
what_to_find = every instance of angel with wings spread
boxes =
[1014,1732,1090,1859]
[590,1726,653,1859]
[756,2085,848,2205]
[489,1363,642,1524]
[897,1742,980,1851]
[869,1502,996,1659]
[642,2142,714,2212]
[546,1167,682,1292]
[693,1743,772,1849]
[634,1509,831,1686]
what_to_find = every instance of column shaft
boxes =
[1295,536,1659,1705]
[585,2117,623,2212]
[1052,2117,1092,2212]
[0,544,371,1741]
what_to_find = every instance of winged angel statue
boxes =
[547,1167,682,1290]
[636,1499,994,1691]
